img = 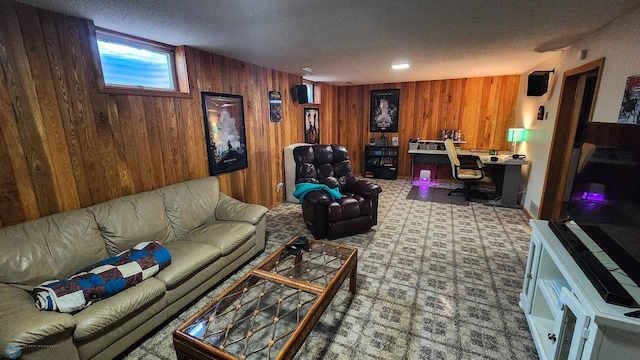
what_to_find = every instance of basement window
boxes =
[302,81,314,104]
[303,80,321,104]
[94,28,190,97]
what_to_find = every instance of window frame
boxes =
[91,27,192,98]
[302,80,321,104]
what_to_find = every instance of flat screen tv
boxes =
[566,122,640,286]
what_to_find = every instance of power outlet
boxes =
[275,182,284,192]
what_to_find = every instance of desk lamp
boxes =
[507,128,526,155]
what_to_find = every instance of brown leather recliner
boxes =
[293,144,383,239]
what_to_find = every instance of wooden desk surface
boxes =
[408,149,528,166]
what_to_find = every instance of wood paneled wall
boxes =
[0,0,519,229]
[0,1,338,228]
[337,77,520,177]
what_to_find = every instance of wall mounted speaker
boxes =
[527,71,550,96]
[294,85,309,104]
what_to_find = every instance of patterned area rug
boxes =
[120,178,538,360]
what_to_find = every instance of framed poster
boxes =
[268,91,282,122]
[618,75,640,124]
[370,89,400,132]
[201,92,248,176]
[304,108,320,144]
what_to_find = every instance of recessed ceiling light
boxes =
[302,66,313,73]
[391,63,410,70]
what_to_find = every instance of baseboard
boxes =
[522,206,535,219]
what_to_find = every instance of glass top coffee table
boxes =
[173,237,357,360]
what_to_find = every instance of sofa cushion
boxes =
[155,240,222,288]
[156,177,220,238]
[183,221,255,256]
[34,242,171,313]
[89,191,175,256]
[72,277,166,341]
[0,209,109,286]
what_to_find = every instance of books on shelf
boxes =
[366,157,396,166]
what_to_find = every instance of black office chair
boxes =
[444,139,486,200]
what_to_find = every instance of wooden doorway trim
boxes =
[538,58,605,220]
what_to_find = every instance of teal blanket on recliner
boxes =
[293,183,342,202]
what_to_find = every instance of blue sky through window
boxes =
[97,40,174,90]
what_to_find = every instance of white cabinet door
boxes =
[520,233,542,313]
[551,288,591,360]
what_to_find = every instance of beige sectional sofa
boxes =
[0,176,268,360]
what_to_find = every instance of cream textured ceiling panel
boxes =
[16,0,640,84]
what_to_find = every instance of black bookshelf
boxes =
[364,145,398,180]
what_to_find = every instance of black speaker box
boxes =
[294,85,309,104]
[527,71,549,96]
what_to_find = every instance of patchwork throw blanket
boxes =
[34,241,171,313]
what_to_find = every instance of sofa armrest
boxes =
[215,193,268,224]
[344,180,382,198]
[0,284,76,346]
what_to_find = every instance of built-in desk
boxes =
[409,148,528,208]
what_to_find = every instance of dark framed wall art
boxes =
[303,108,320,144]
[268,91,282,122]
[370,89,400,132]
[618,74,640,124]
[201,92,248,176]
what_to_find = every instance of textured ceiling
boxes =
[15,0,640,85]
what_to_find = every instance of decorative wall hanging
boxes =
[303,108,320,144]
[268,91,282,122]
[201,92,248,176]
[376,133,388,146]
[537,105,545,120]
[618,75,640,124]
[370,89,400,132]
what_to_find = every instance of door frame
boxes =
[538,58,605,220]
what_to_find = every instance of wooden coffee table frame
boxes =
[173,238,357,360]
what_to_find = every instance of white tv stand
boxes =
[520,220,640,359]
